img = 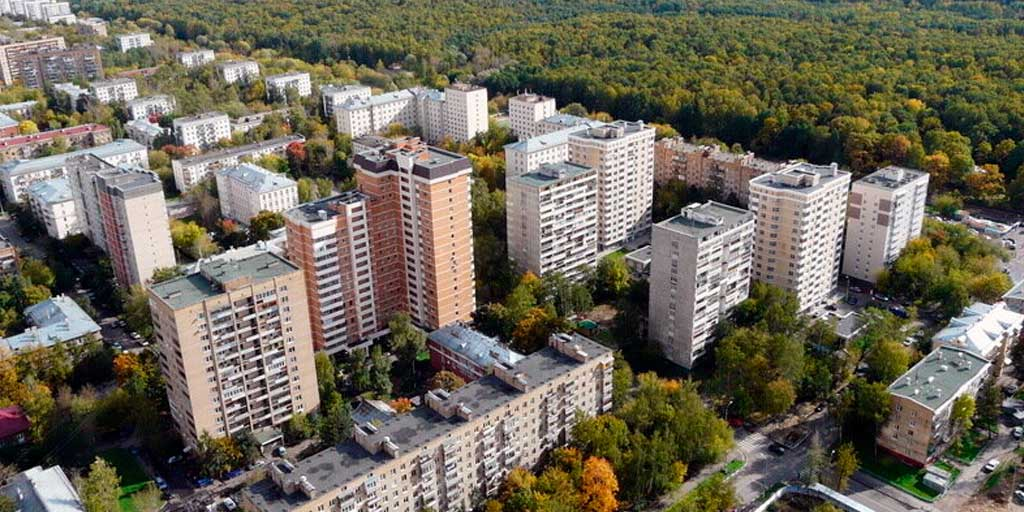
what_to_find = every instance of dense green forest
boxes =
[73,0,1024,204]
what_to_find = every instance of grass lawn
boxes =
[853,441,942,502]
[946,429,989,464]
[98,448,152,512]
[721,459,745,477]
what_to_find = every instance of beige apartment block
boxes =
[842,166,929,283]
[653,138,781,205]
[878,346,989,466]
[648,201,755,368]
[506,161,597,278]
[173,111,231,149]
[0,36,66,85]
[442,83,489,143]
[284,191,383,355]
[353,138,475,332]
[748,162,851,312]
[148,251,320,448]
[568,121,656,251]
[215,163,298,224]
[508,92,556,140]
[241,332,614,512]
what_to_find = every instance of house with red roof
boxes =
[0,405,30,448]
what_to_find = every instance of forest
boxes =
[72,0,1024,203]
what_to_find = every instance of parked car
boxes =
[130,332,141,340]
[1015,489,1024,504]
[1013,426,1023,440]
[154,476,168,491]
[874,293,892,302]
[984,459,1001,472]
[769,444,787,456]
[274,446,287,457]
[167,455,182,465]
[845,296,858,306]
[1004,239,1017,250]
[225,468,244,479]
[222,498,238,511]
[1006,384,1021,396]
[888,305,909,319]
[195,477,214,488]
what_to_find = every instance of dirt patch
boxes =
[585,304,618,325]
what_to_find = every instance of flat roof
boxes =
[656,201,753,239]
[321,84,370,95]
[174,135,303,167]
[0,139,145,178]
[217,60,258,68]
[284,190,368,224]
[428,323,524,371]
[888,346,989,411]
[510,161,594,188]
[242,335,610,512]
[339,88,414,110]
[504,121,601,153]
[855,165,929,191]
[569,120,652,142]
[266,71,309,81]
[353,141,471,181]
[749,162,850,193]
[510,92,553,103]
[150,252,298,309]
[26,177,72,204]
[0,465,84,512]
[126,94,172,106]
[1006,279,1024,303]
[0,123,108,148]
[217,163,295,193]
[90,77,135,88]
[173,111,228,125]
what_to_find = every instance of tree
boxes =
[368,345,392,397]
[283,412,315,444]
[388,313,426,387]
[579,457,618,512]
[19,258,55,288]
[512,305,564,353]
[122,285,153,339]
[428,370,465,391]
[197,433,243,478]
[832,442,859,491]
[932,193,963,218]
[976,381,1001,429]
[131,482,162,512]
[864,340,910,384]
[170,220,220,259]
[612,353,634,410]
[151,266,182,283]
[318,397,353,445]
[79,457,121,512]
[347,348,372,394]
[593,254,630,301]
[804,433,826,485]
[314,352,338,406]
[0,496,15,512]
[249,210,285,242]
[950,394,975,442]
[234,430,262,465]
[18,120,38,134]
[762,378,796,417]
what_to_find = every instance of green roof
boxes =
[150,252,297,309]
[888,346,989,411]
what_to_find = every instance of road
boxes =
[846,472,937,512]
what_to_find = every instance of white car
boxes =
[222,498,238,511]
[984,458,1000,472]
[1014,426,1023,440]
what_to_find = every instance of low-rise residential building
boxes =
[321,84,371,118]
[265,71,312,100]
[3,0,75,24]
[336,88,418,138]
[506,161,597,278]
[76,17,107,36]
[217,60,260,84]
[0,235,17,275]
[653,139,781,205]
[1,295,101,353]
[648,201,755,368]
[508,92,556,139]
[6,45,102,88]
[748,162,851,312]
[335,85,488,143]
[148,250,320,447]
[0,36,66,86]
[116,32,153,53]
[427,323,524,381]
[0,138,148,202]
[215,163,298,224]
[0,465,84,511]
[89,77,138,104]
[878,346,990,466]
[0,112,16,138]
[126,94,175,121]
[172,111,230,149]
[0,406,30,448]
[241,332,614,512]
[52,81,88,104]
[932,302,1024,362]
[0,123,112,160]
[1006,280,1024,315]
[171,135,302,191]
[177,49,215,68]
[230,108,290,134]
[124,118,167,148]
[26,177,80,239]
[624,245,652,278]
[842,166,929,283]
[0,100,38,118]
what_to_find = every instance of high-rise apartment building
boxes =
[648,201,754,368]
[215,163,298,224]
[748,162,851,312]
[503,121,601,179]
[241,332,613,512]
[842,166,929,283]
[506,161,597,278]
[0,138,148,202]
[6,46,102,89]
[568,121,656,251]
[508,92,556,139]
[320,84,371,119]
[66,155,175,287]
[653,138,781,205]
[283,191,382,354]
[173,112,231,149]
[0,36,66,85]
[265,71,312,100]
[148,251,320,447]
[442,83,489,143]
[177,49,215,69]
[115,33,153,53]
[217,60,260,84]
[89,77,138,104]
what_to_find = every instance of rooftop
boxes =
[428,323,524,373]
[90,77,135,88]
[339,88,414,110]
[540,113,591,129]
[933,302,1024,358]
[0,112,15,129]
[2,295,101,353]
[657,201,754,240]
[284,189,368,224]
[173,111,228,126]
[217,60,258,69]
[0,139,145,178]
[1006,280,1024,304]
[150,252,299,309]
[217,163,296,193]
[0,123,109,148]
[321,84,370,95]
[888,346,989,411]
[242,334,610,512]
[749,162,850,193]
[511,161,594,188]
[125,118,165,137]
[504,121,602,153]
[26,177,72,204]
[855,165,929,190]
[266,71,308,81]
[0,465,84,512]
[510,92,553,104]
[174,135,303,168]
[0,100,39,113]
[126,94,172,107]
[353,139,471,181]
[0,405,29,440]
[569,120,654,142]
[446,83,485,92]
[95,165,163,198]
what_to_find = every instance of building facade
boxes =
[336,89,418,138]
[508,92,556,140]
[148,251,320,447]
[215,163,298,224]
[116,32,153,52]
[506,161,597,278]
[653,138,781,205]
[265,71,312,100]
[648,201,755,368]
[0,36,65,85]
[932,302,1024,362]
[217,60,260,84]
[89,77,138,104]
[177,49,215,68]
[241,332,613,512]
[26,177,80,239]
[171,135,302,192]
[842,166,929,283]
[0,138,148,202]
[76,17,107,36]
[124,118,167,148]
[568,121,656,251]
[321,84,371,119]
[126,94,175,121]
[878,346,990,466]
[441,83,489,143]
[427,323,524,382]
[6,45,102,88]
[0,123,112,160]
[173,111,231,149]
[748,163,851,312]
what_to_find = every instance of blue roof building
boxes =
[427,323,524,381]
[2,295,102,353]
